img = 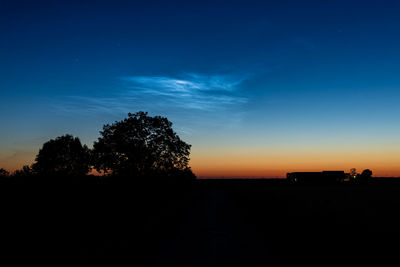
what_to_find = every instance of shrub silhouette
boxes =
[358,169,372,183]
[361,169,372,177]
[32,135,90,176]
[0,168,9,177]
[13,165,34,177]
[92,111,194,179]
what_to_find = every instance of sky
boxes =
[1,0,400,177]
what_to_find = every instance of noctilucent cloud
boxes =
[1,0,400,177]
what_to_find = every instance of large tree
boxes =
[92,112,194,179]
[32,135,90,176]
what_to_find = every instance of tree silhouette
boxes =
[0,168,9,177]
[13,165,34,177]
[350,168,357,180]
[32,135,90,176]
[361,169,372,177]
[92,112,194,179]
[358,169,372,183]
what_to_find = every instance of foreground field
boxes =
[1,179,400,266]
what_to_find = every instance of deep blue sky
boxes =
[1,0,400,176]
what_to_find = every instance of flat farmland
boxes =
[1,179,400,266]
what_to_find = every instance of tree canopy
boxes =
[92,112,194,179]
[32,134,90,176]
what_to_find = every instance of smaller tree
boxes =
[32,135,90,176]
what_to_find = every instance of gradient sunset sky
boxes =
[1,0,400,177]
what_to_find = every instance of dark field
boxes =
[2,178,400,266]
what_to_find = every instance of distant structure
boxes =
[287,171,348,183]
[287,169,373,183]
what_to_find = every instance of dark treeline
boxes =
[1,112,398,266]
[0,112,198,265]
[0,111,196,184]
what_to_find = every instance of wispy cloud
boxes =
[121,73,247,111]
[53,73,248,114]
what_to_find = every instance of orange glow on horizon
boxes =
[2,145,400,178]
[190,146,400,178]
